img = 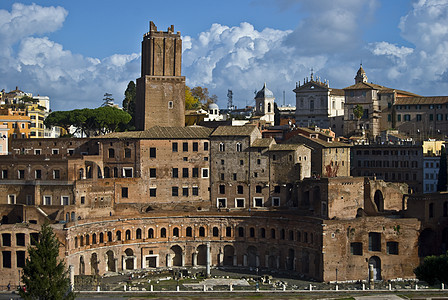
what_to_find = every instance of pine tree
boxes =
[437,145,447,192]
[20,223,75,299]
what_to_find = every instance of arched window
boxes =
[92,233,97,244]
[99,232,104,243]
[80,236,84,246]
[160,228,167,238]
[271,229,276,239]
[236,142,242,152]
[199,227,206,237]
[173,227,179,237]
[86,234,90,245]
[125,230,131,240]
[260,228,266,238]
[136,228,142,239]
[186,227,192,237]
[212,227,219,237]
[148,228,154,239]
[226,226,232,237]
[219,143,225,152]
[107,231,112,242]
[249,227,255,238]
[267,102,271,113]
[74,237,78,248]
[116,231,121,241]
[108,148,115,158]
[238,227,244,237]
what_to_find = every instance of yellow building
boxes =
[26,104,47,138]
[0,113,31,140]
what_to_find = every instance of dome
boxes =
[208,103,219,110]
[255,83,274,99]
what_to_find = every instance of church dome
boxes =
[208,103,219,110]
[255,83,274,99]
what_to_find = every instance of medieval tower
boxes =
[136,21,185,130]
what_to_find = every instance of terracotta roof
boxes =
[394,96,448,105]
[343,82,385,90]
[251,138,275,148]
[210,125,258,137]
[330,88,345,96]
[287,134,350,148]
[98,126,213,139]
[269,144,304,151]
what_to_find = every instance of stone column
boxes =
[181,252,185,267]
[122,256,125,270]
[218,252,224,267]
[192,252,197,266]
[256,255,260,267]
[243,255,247,267]
[69,265,74,291]
[206,242,211,277]
[114,258,118,272]
[166,253,171,267]
[233,255,237,267]
[369,264,374,289]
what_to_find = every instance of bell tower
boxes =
[136,21,185,130]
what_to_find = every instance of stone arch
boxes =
[212,227,219,237]
[247,246,258,267]
[85,234,90,245]
[199,226,206,237]
[148,228,154,238]
[90,253,99,275]
[374,190,384,212]
[136,228,142,239]
[79,256,85,275]
[106,250,116,272]
[125,230,131,240]
[92,233,97,244]
[124,248,135,270]
[287,248,295,270]
[107,231,112,242]
[173,227,179,237]
[170,245,183,267]
[369,256,381,280]
[223,245,234,266]
[197,244,207,266]
[160,227,167,238]
[116,230,121,241]
[99,232,104,243]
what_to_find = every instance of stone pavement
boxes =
[354,295,406,300]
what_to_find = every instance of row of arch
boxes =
[77,244,319,277]
[72,225,318,249]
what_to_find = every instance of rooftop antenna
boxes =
[227,89,233,111]
[283,90,285,107]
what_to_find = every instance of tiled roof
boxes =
[251,138,275,148]
[210,125,258,137]
[287,134,350,148]
[344,83,420,97]
[330,88,345,96]
[270,144,304,151]
[395,96,448,105]
[98,126,213,139]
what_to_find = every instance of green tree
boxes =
[185,86,201,110]
[190,86,218,109]
[20,223,75,299]
[414,252,448,285]
[122,81,136,130]
[437,145,447,192]
[353,104,364,120]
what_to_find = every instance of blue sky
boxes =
[0,0,447,111]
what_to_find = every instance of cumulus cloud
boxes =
[0,3,140,110]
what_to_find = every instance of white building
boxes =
[294,72,344,136]
[254,83,275,126]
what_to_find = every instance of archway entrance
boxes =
[106,250,116,272]
[247,246,257,267]
[374,190,384,212]
[223,245,234,266]
[170,245,183,267]
[369,256,381,280]
[124,248,135,270]
[90,253,99,275]
[197,245,207,266]
[79,256,85,275]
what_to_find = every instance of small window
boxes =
[219,185,225,194]
[202,168,209,178]
[172,142,178,152]
[80,196,85,204]
[368,232,381,251]
[43,196,51,205]
[182,168,189,178]
[219,143,225,152]
[192,168,199,178]
[149,188,156,197]
[236,142,242,152]
[238,227,244,237]
[122,187,128,198]
[186,227,192,237]
[2,170,7,179]
[61,196,69,205]
[226,227,232,237]
[172,186,179,196]
[168,101,173,109]
[256,185,262,193]
[192,186,199,196]
[235,198,245,208]
[172,168,178,178]
[350,242,363,255]
[16,233,25,246]
[217,198,227,208]
[124,148,131,158]
[52,149,59,155]
[387,241,399,255]
[260,228,266,238]
[149,147,156,158]
[272,197,280,207]
[160,228,167,238]
[53,170,60,179]
[237,185,243,194]
[150,168,156,178]
[7,194,16,204]
[183,142,188,152]
[254,197,263,207]
[204,142,209,151]
[212,227,219,237]
[182,187,189,197]
[193,142,198,152]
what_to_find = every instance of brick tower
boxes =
[136,21,185,130]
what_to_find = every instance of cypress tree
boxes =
[437,145,447,192]
[20,223,75,299]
